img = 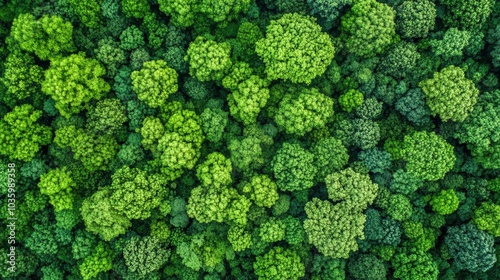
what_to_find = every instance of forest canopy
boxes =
[0,0,499,279]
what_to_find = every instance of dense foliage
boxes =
[0,0,499,279]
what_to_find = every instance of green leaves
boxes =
[341,0,397,58]
[272,142,317,192]
[185,36,232,82]
[256,13,334,84]
[456,90,500,169]
[419,65,479,122]
[253,247,305,280]
[158,0,250,28]
[445,224,497,272]
[140,103,204,180]
[401,131,455,181]
[228,75,270,125]
[429,189,459,215]
[0,104,52,162]
[242,175,279,208]
[54,125,119,171]
[339,89,364,113]
[395,0,436,38]
[131,60,178,108]
[121,0,150,18]
[305,168,378,258]
[38,167,75,212]
[274,88,334,136]
[326,168,379,210]
[11,14,75,60]
[1,49,43,105]
[304,198,366,258]
[109,166,167,220]
[123,236,170,275]
[196,152,232,188]
[80,189,132,241]
[42,53,110,118]
[473,202,500,237]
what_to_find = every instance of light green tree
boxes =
[256,13,334,84]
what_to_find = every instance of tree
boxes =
[430,28,471,59]
[259,217,286,242]
[196,152,232,188]
[185,36,232,82]
[42,53,110,118]
[310,254,347,280]
[228,75,270,125]
[390,169,423,195]
[351,118,381,150]
[391,245,438,280]
[86,98,128,135]
[419,65,479,122]
[54,125,119,171]
[255,13,334,84]
[440,0,493,30]
[198,0,251,24]
[272,142,317,191]
[38,167,75,212]
[274,88,334,136]
[156,106,204,179]
[304,198,367,258]
[253,247,305,280]
[378,42,420,79]
[79,242,113,280]
[158,0,250,28]
[183,77,209,99]
[395,89,431,126]
[0,104,52,162]
[387,194,412,221]
[80,189,132,241]
[232,21,263,61]
[10,13,75,60]
[401,131,455,181]
[325,168,379,210]
[119,25,146,51]
[311,137,349,181]
[1,49,43,106]
[228,126,273,171]
[307,0,352,23]
[123,236,170,275]
[25,223,70,257]
[222,61,254,91]
[339,89,364,113]
[67,0,102,28]
[341,0,397,58]
[395,0,436,38]
[200,107,228,143]
[228,225,252,251]
[283,216,305,245]
[186,185,233,223]
[242,174,279,208]
[109,166,167,220]
[347,254,386,280]
[121,0,150,18]
[131,60,178,108]
[445,224,497,272]
[473,202,500,237]
[429,189,459,215]
[158,0,198,28]
[140,103,204,180]
[95,39,126,78]
[455,90,500,169]
[358,148,392,174]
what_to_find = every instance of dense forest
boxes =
[0,0,500,279]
